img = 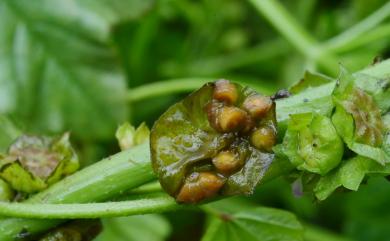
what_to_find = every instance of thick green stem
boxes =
[0,60,389,240]
[0,194,178,219]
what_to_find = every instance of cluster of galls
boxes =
[176,80,276,203]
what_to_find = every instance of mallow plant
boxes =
[0,59,389,241]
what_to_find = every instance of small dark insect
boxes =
[272,89,291,100]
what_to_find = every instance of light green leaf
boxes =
[289,71,333,94]
[201,206,303,241]
[314,156,390,200]
[0,178,14,201]
[0,0,153,141]
[95,215,171,241]
[281,113,344,175]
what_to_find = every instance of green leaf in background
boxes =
[332,68,389,165]
[0,115,21,152]
[0,0,153,141]
[0,133,79,193]
[95,215,171,241]
[281,113,343,175]
[314,156,390,200]
[289,71,333,94]
[201,206,303,241]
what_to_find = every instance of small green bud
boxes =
[115,122,150,150]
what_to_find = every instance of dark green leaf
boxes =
[202,207,303,241]
[39,219,102,241]
[0,0,153,141]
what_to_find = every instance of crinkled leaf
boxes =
[39,219,102,241]
[115,122,150,151]
[281,113,343,175]
[314,156,390,201]
[354,73,390,114]
[332,68,389,164]
[201,206,303,241]
[95,215,171,241]
[0,0,153,141]
[289,71,333,94]
[151,82,276,202]
[0,133,79,193]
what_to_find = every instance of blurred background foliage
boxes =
[0,0,389,240]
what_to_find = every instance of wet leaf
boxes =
[0,133,79,193]
[281,113,343,175]
[151,80,277,203]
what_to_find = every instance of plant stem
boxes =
[248,0,339,75]
[0,194,178,219]
[323,1,390,52]
[126,78,215,102]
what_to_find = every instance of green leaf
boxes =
[0,0,153,141]
[39,219,102,241]
[95,215,171,241]
[314,156,390,200]
[289,71,333,94]
[332,68,389,164]
[0,178,14,201]
[115,122,150,151]
[0,133,79,193]
[201,206,303,241]
[281,113,344,175]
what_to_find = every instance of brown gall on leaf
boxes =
[342,87,383,147]
[213,79,238,104]
[250,126,277,152]
[212,150,244,175]
[216,106,249,133]
[176,172,225,203]
[242,95,272,119]
[151,80,277,203]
